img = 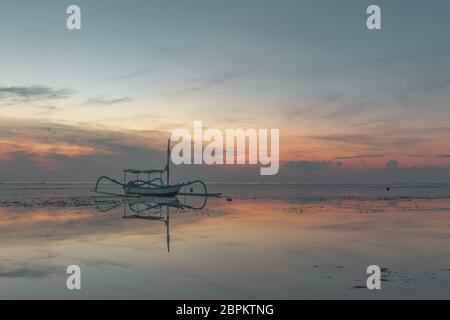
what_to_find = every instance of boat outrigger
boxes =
[94,139,219,197]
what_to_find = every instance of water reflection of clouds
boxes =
[0,196,223,244]
[0,262,62,279]
[1,196,450,298]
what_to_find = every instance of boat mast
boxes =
[166,139,171,185]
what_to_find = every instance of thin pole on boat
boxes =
[166,139,171,185]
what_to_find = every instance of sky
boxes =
[0,0,449,182]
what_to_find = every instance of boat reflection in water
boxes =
[95,195,209,252]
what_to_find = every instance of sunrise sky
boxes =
[0,0,449,182]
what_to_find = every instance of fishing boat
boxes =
[94,139,219,197]
[121,168,183,197]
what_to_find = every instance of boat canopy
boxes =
[123,169,166,174]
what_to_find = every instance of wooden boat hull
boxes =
[124,184,183,197]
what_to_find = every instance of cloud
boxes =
[279,162,450,184]
[111,67,153,80]
[385,160,400,169]
[0,117,169,180]
[306,134,375,146]
[284,160,333,171]
[174,68,241,93]
[0,85,131,111]
[331,154,385,161]
[304,132,434,151]
[423,77,450,93]
[0,117,449,183]
[0,85,74,101]
[36,105,62,115]
[217,116,256,124]
[302,42,450,79]
[406,153,450,159]
[85,96,132,106]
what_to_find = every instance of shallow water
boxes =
[0,183,449,299]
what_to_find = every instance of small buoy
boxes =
[227,197,232,202]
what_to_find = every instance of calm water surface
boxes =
[0,183,449,299]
